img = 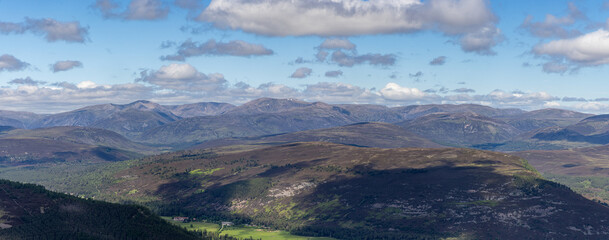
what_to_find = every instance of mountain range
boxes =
[3,98,609,239]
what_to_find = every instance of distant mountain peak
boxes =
[226,97,313,115]
[121,100,163,110]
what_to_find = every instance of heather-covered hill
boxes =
[105,142,609,239]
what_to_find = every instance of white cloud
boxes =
[379,82,427,101]
[481,90,558,106]
[534,29,609,66]
[77,81,103,89]
[136,63,227,92]
[572,102,609,112]
[459,25,501,55]
[198,0,501,54]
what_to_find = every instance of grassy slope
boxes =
[96,142,609,239]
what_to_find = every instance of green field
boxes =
[162,217,334,240]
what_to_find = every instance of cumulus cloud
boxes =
[93,0,169,20]
[572,102,609,112]
[198,0,501,54]
[429,56,446,65]
[8,77,46,86]
[534,29,609,65]
[520,3,585,38]
[52,60,83,73]
[0,54,29,72]
[161,39,274,61]
[136,63,227,92]
[379,82,427,101]
[290,67,313,78]
[324,70,343,78]
[0,18,89,43]
[459,25,501,55]
[534,29,609,73]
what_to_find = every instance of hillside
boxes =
[193,122,443,149]
[397,112,522,146]
[514,145,609,204]
[166,102,235,118]
[0,138,140,165]
[0,110,41,129]
[223,98,315,115]
[392,103,524,120]
[514,145,609,177]
[0,126,158,154]
[499,108,592,132]
[522,115,609,146]
[0,179,197,239]
[104,142,609,239]
[334,104,404,123]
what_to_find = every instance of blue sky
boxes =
[1,0,609,113]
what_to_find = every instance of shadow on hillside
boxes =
[151,161,609,239]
